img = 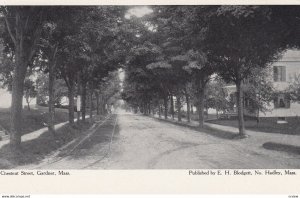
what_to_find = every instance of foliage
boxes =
[100,71,122,105]
[0,53,13,89]
[0,5,300,148]
[24,78,37,105]
[35,73,68,106]
[243,67,275,113]
[202,6,284,84]
[205,76,230,112]
[288,73,300,102]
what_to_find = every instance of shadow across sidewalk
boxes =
[150,116,237,140]
[62,115,119,160]
[0,122,92,169]
[263,142,300,155]
[149,114,300,156]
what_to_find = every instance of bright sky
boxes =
[125,6,153,19]
[118,68,125,81]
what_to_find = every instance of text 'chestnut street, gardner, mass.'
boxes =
[0,170,70,176]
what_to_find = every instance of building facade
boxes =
[225,49,300,123]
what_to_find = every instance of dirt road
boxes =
[20,112,300,169]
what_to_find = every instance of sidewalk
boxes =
[0,121,68,150]
[0,116,90,150]
[0,124,7,141]
[152,114,300,154]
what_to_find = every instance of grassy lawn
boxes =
[0,121,93,169]
[175,112,218,121]
[0,107,69,135]
[207,117,300,135]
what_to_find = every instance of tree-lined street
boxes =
[15,111,300,169]
[0,6,300,169]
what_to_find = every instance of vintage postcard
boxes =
[0,1,299,196]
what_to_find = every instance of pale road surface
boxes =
[19,112,300,169]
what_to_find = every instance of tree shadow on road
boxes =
[151,117,237,140]
[263,142,300,155]
[0,123,89,169]
[65,119,120,160]
[201,125,238,140]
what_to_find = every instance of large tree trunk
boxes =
[96,91,100,115]
[158,101,161,118]
[146,103,148,115]
[206,107,209,119]
[6,8,42,150]
[236,80,246,136]
[98,94,103,115]
[170,94,174,120]
[81,81,87,122]
[148,102,151,116]
[48,45,58,136]
[10,55,27,150]
[68,76,75,125]
[48,60,56,136]
[89,88,93,123]
[197,79,206,128]
[102,100,107,115]
[76,73,81,123]
[186,94,190,122]
[26,99,31,111]
[143,102,147,115]
[191,104,194,114]
[164,96,168,119]
[177,95,182,122]
[101,96,105,115]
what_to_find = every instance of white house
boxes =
[263,50,300,119]
[225,49,300,123]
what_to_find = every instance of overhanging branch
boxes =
[2,8,17,45]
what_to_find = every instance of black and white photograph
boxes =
[0,5,300,170]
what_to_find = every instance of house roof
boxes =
[279,49,300,62]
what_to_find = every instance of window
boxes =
[277,117,287,124]
[274,93,290,109]
[278,117,286,121]
[273,66,286,82]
